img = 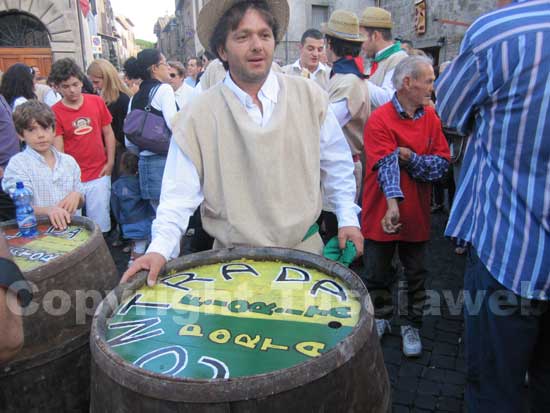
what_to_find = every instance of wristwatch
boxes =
[0,258,33,307]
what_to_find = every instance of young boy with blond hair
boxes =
[2,100,84,230]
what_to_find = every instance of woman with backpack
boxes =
[123,49,177,212]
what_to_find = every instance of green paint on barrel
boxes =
[4,224,92,272]
[106,259,361,378]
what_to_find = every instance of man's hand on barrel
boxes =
[120,252,167,287]
[337,226,364,257]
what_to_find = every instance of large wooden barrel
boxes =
[0,216,119,412]
[90,248,390,412]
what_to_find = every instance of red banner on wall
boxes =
[79,0,91,17]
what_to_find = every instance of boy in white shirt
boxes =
[2,100,84,230]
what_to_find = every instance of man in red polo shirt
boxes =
[362,55,450,357]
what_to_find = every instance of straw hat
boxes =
[197,0,290,50]
[360,7,393,29]
[321,10,366,43]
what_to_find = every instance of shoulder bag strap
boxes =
[145,84,161,111]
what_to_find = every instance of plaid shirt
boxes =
[375,94,449,199]
[2,146,84,208]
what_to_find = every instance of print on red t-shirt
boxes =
[53,94,113,182]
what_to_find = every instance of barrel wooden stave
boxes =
[90,248,391,412]
[0,216,119,412]
[0,330,90,412]
[0,217,120,348]
[91,327,389,412]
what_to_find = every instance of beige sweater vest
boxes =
[173,73,328,249]
[328,73,371,156]
[368,50,408,86]
[199,59,227,91]
[282,64,330,90]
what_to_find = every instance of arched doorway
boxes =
[0,11,52,77]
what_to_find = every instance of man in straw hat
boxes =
[122,0,363,285]
[322,10,371,199]
[361,55,450,356]
[359,7,407,109]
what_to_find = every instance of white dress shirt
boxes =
[148,70,360,260]
[290,59,330,83]
[174,82,196,111]
[367,44,399,108]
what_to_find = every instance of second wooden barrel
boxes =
[0,216,119,412]
[90,247,390,412]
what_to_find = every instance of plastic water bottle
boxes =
[12,182,38,237]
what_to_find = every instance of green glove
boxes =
[323,237,357,267]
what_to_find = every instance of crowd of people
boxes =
[0,0,548,411]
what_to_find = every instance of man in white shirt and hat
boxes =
[122,0,363,285]
[282,29,330,90]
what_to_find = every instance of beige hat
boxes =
[197,0,290,50]
[360,7,393,29]
[321,10,366,43]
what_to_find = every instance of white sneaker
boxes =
[401,325,422,357]
[375,319,391,339]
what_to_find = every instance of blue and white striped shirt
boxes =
[436,0,550,300]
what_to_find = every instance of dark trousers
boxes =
[464,249,550,413]
[189,209,214,252]
[363,240,428,328]
[0,182,15,222]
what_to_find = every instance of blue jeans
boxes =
[464,249,550,412]
[138,154,167,201]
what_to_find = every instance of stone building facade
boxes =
[377,0,494,64]
[0,0,134,74]
[168,0,377,64]
[161,0,495,66]
[281,0,375,64]
[155,15,181,61]
[115,16,138,64]
[0,0,94,75]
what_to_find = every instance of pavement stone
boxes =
[415,394,438,410]
[417,379,440,396]
[437,397,463,412]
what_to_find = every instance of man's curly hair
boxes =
[48,58,85,86]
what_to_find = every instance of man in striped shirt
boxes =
[436,0,550,411]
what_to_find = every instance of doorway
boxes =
[0,11,52,77]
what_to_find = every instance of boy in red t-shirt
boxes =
[50,58,116,233]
